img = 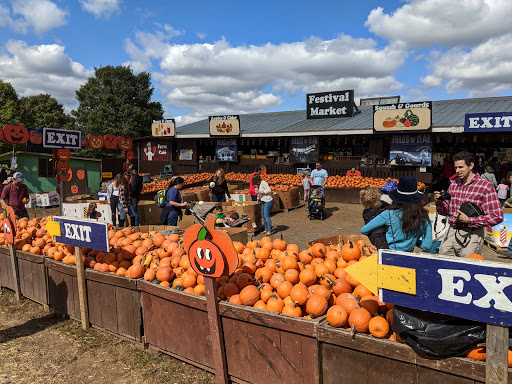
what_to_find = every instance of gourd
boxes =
[404,109,419,126]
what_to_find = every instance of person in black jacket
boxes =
[209,168,231,202]
[127,165,143,226]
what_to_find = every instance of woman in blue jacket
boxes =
[160,177,187,226]
[361,176,432,252]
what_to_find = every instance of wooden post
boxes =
[204,277,229,384]
[485,324,509,384]
[8,243,21,301]
[74,246,89,330]
[59,178,64,216]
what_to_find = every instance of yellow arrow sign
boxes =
[46,216,61,238]
[345,253,416,295]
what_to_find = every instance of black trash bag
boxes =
[392,306,486,359]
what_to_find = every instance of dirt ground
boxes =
[1,202,507,384]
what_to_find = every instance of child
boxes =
[224,212,240,227]
[360,188,388,250]
[302,174,311,209]
[497,178,509,207]
[87,202,101,220]
[308,188,322,210]
[214,206,226,225]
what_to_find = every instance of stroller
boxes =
[308,185,326,220]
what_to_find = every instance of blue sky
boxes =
[1,0,512,125]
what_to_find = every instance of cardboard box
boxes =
[221,201,262,232]
[271,193,280,213]
[133,225,180,233]
[276,188,300,209]
[194,187,211,202]
[220,227,248,244]
[231,193,248,202]
[307,235,372,247]
[62,202,86,218]
[25,194,37,209]
[36,191,60,207]
[181,190,197,203]
[137,200,161,225]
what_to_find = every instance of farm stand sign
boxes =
[43,128,82,149]
[152,119,175,137]
[306,90,354,119]
[373,101,432,133]
[209,115,240,137]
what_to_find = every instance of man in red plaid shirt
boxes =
[435,151,503,257]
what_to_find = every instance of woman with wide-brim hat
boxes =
[361,176,432,252]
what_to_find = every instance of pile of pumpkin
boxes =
[270,184,299,192]
[324,175,425,190]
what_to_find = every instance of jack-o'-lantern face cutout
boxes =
[3,122,28,144]
[29,129,42,144]
[60,168,72,181]
[183,215,238,277]
[103,134,118,150]
[124,150,134,160]
[87,134,104,149]
[2,218,14,244]
[117,136,133,151]
[55,160,70,172]
[56,148,71,160]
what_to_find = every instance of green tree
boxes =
[72,65,163,157]
[19,94,74,130]
[0,79,21,125]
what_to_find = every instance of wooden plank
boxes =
[280,331,307,384]
[9,244,21,300]
[416,365,473,384]
[161,298,182,355]
[219,302,318,336]
[486,324,509,384]
[86,279,102,326]
[301,336,320,384]
[99,281,117,333]
[47,267,67,315]
[316,324,487,382]
[189,299,213,367]
[204,277,229,384]
[222,317,251,381]
[85,269,137,289]
[367,354,417,384]
[75,247,89,329]
[16,251,45,263]
[115,286,140,341]
[138,280,207,310]
[45,258,77,277]
[321,343,367,384]
[246,322,282,383]
[141,292,165,348]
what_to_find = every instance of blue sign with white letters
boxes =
[379,250,512,327]
[53,216,109,252]
[464,112,512,132]
[43,128,82,149]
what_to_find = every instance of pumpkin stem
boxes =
[350,324,357,338]
[197,226,208,241]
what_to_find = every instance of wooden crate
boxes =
[0,246,15,290]
[316,320,511,384]
[138,280,214,371]
[307,234,372,247]
[219,302,320,384]
[16,251,48,305]
[85,269,142,341]
[45,258,81,318]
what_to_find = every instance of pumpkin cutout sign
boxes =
[117,136,133,151]
[29,129,42,145]
[87,134,104,149]
[103,134,118,149]
[3,121,28,144]
[183,214,238,278]
[2,218,14,244]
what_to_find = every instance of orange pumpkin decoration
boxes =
[368,316,390,338]
[326,305,348,327]
[348,308,372,333]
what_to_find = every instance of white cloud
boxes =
[79,0,121,19]
[6,0,67,34]
[421,34,512,96]
[197,32,207,40]
[0,40,93,107]
[366,0,512,47]
[125,32,408,123]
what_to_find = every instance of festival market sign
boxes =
[152,119,175,137]
[373,101,432,132]
[346,250,511,382]
[209,115,240,137]
[141,139,170,162]
[46,216,110,330]
[306,90,355,119]
[289,136,320,163]
[216,139,238,162]
[389,134,432,166]
[464,112,512,133]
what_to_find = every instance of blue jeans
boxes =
[15,209,29,219]
[117,202,126,221]
[212,194,226,202]
[250,195,257,201]
[507,236,512,254]
[261,200,273,233]
[166,211,179,226]
[128,204,139,226]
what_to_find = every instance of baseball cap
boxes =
[13,172,23,182]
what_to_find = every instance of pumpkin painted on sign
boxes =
[80,137,88,148]
[87,134,104,149]
[183,214,238,278]
[71,183,79,194]
[55,160,70,172]
[60,168,72,181]
[103,134,118,149]
[3,122,28,144]
[124,150,134,160]
[77,169,85,180]
[117,136,133,151]
[29,129,42,144]
[56,148,71,160]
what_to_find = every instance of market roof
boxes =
[174,96,512,138]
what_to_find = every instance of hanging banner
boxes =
[464,112,512,132]
[216,139,238,162]
[289,137,319,163]
[374,101,432,132]
[152,119,175,137]
[209,115,240,136]
[141,139,170,162]
[389,134,432,166]
[306,90,355,119]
